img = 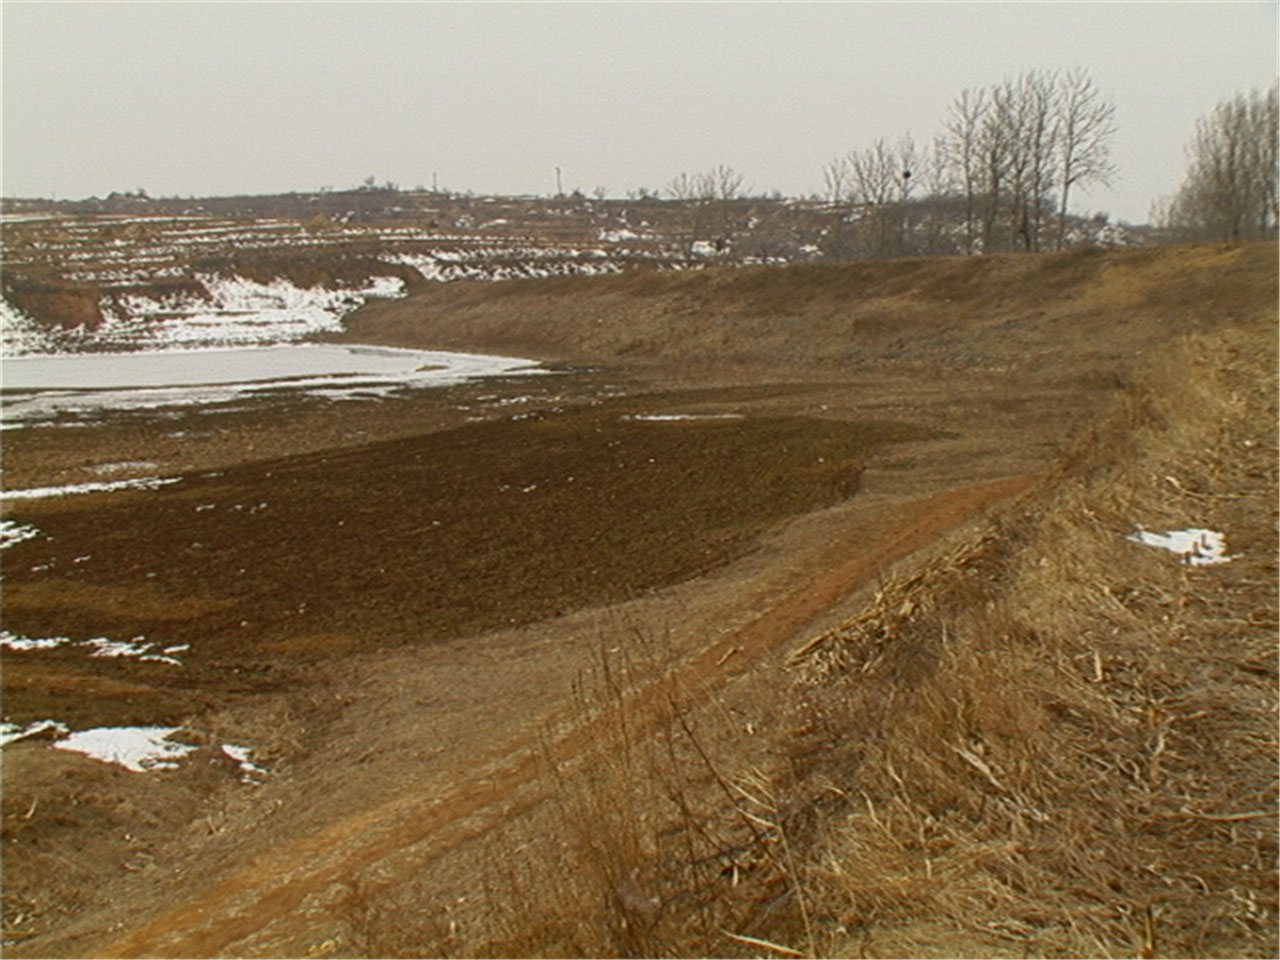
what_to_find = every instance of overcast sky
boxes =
[2,1,1276,223]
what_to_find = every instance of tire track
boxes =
[97,474,1037,958]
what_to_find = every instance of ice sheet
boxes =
[2,344,544,425]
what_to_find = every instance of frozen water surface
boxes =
[1,344,544,425]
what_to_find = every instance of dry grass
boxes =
[785,320,1278,957]
[458,634,816,959]
[344,242,1278,374]
[414,319,1277,958]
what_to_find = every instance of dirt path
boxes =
[92,474,1036,959]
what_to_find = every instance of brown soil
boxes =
[1,243,1274,958]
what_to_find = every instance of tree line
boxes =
[1154,83,1278,243]
[821,68,1117,257]
[656,73,1275,256]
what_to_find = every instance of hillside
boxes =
[341,242,1276,374]
[1,242,1275,959]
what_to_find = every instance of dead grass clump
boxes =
[782,321,1277,957]
[414,628,839,960]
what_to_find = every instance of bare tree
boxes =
[1018,70,1060,251]
[665,172,697,201]
[943,87,987,253]
[978,81,1020,251]
[823,157,851,202]
[920,135,956,254]
[666,165,747,202]
[839,138,919,256]
[1054,68,1116,249]
[708,164,746,200]
[825,68,1116,257]
[847,139,900,206]
[1167,84,1278,241]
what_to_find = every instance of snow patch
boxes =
[87,460,161,475]
[0,298,61,356]
[0,630,185,664]
[1,476,181,501]
[0,520,42,550]
[0,631,71,651]
[94,273,408,350]
[221,743,267,782]
[1127,526,1237,565]
[53,726,197,772]
[82,636,184,665]
[1,720,69,746]
[623,413,745,422]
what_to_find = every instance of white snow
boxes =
[0,630,184,664]
[382,249,623,284]
[2,720,264,780]
[623,413,745,422]
[93,273,408,350]
[0,631,71,651]
[82,636,183,665]
[0,298,61,356]
[53,726,197,772]
[0,213,58,223]
[0,720,69,746]
[0,520,42,550]
[1127,526,1237,565]
[221,743,267,781]
[86,460,161,475]
[2,344,544,426]
[1,476,181,500]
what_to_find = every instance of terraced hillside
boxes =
[0,209,690,354]
[2,187,1154,355]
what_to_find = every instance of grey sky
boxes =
[2,1,1276,223]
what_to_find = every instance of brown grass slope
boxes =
[320,323,1277,960]
[428,311,1277,960]
[340,243,1277,374]
[317,245,1277,958]
[781,324,1279,958]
